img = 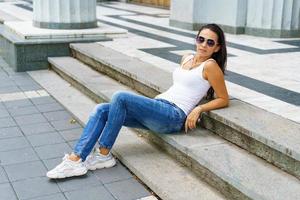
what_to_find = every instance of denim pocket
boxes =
[164,108,186,134]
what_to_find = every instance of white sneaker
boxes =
[85,148,116,170]
[46,154,88,179]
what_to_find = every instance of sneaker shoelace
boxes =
[85,149,110,165]
[54,154,80,171]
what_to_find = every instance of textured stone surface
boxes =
[189,142,300,200]
[93,160,132,184]
[0,183,17,200]
[50,119,81,131]
[0,167,8,183]
[14,113,47,125]
[70,43,171,95]
[0,127,22,139]
[0,137,30,152]
[19,122,55,136]
[58,128,83,142]
[55,172,100,192]
[0,117,16,128]
[26,132,65,147]
[64,185,115,200]
[105,178,150,200]
[34,143,72,159]
[12,177,60,200]
[4,161,47,182]
[201,100,300,179]
[206,100,300,160]
[48,56,131,102]
[0,147,39,165]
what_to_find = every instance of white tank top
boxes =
[155,55,212,115]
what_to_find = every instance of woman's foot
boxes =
[46,154,88,179]
[85,148,116,170]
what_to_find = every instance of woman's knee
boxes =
[90,103,109,118]
[111,91,133,104]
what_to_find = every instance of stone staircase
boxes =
[36,42,300,200]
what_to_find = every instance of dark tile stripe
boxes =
[14,3,32,11]
[22,0,32,4]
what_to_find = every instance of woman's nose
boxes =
[202,41,208,47]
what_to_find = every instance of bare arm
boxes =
[199,60,229,110]
[185,61,229,133]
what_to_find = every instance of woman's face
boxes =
[195,28,220,58]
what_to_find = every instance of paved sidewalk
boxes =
[0,56,154,200]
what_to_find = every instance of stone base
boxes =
[245,27,300,38]
[4,21,127,40]
[169,19,245,35]
[0,21,127,72]
[32,20,98,30]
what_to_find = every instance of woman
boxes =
[47,23,229,179]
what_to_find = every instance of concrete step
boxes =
[28,68,227,200]
[69,42,300,179]
[47,56,300,200]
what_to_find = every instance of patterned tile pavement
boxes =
[0,56,156,200]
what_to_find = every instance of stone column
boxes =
[169,0,195,30]
[246,0,300,37]
[33,0,97,29]
[169,0,247,34]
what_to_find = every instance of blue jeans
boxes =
[74,91,186,160]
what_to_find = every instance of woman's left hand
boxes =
[185,106,203,133]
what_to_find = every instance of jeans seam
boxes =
[99,142,111,150]
[78,114,103,159]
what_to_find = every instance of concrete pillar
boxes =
[169,0,247,34]
[246,0,300,37]
[169,0,195,30]
[33,0,97,29]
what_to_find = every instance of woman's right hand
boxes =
[184,106,202,133]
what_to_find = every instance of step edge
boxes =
[70,43,170,92]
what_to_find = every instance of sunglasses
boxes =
[195,36,217,47]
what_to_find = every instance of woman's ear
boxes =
[214,45,221,53]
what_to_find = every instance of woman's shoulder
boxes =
[203,58,223,78]
[203,58,219,70]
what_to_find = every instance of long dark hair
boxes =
[197,23,227,99]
